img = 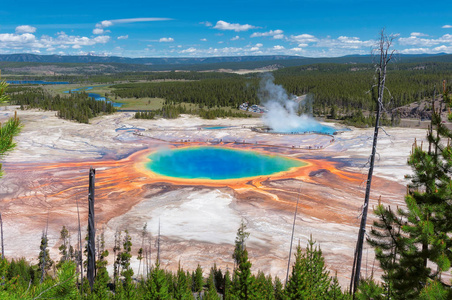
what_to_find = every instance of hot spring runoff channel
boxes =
[146,147,306,180]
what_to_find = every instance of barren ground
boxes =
[0,107,428,287]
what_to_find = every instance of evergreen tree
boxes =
[368,90,452,298]
[57,225,71,268]
[147,262,170,300]
[120,230,135,299]
[273,276,285,300]
[204,269,221,300]
[285,237,334,299]
[234,247,256,299]
[38,231,53,282]
[192,264,204,294]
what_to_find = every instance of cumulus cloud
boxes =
[289,34,318,47]
[213,20,258,32]
[15,25,37,34]
[159,37,174,42]
[251,29,284,39]
[273,45,285,50]
[200,38,207,42]
[0,31,110,52]
[442,25,452,29]
[398,33,452,47]
[231,36,240,41]
[180,47,197,54]
[117,35,128,40]
[96,18,172,28]
[93,28,104,35]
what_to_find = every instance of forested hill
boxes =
[0,53,451,72]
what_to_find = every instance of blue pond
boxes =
[64,86,123,107]
[203,126,230,130]
[146,147,305,180]
[271,123,340,135]
[7,80,70,85]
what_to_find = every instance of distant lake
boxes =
[64,86,123,108]
[6,80,70,85]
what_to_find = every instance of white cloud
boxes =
[250,47,260,51]
[96,18,172,28]
[213,20,258,32]
[200,38,207,42]
[289,34,318,46]
[200,21,213,27]
[291,47,303,52]
[398,34,452,47]
[255,43,263,47]
[251,29,284,39]
[231,36,240,41]
[0,31,111,52]
[93,28,104,35]
[314,36,374,49]
[273,45,285,50]
[181,47,197,53]
[159,37,174,42]
[442,25,452,29]
[117,35,128,40]
[15,25,37,34]
[399,47,431,54]
[410,32,428,37]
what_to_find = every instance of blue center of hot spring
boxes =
[146,147,305,180]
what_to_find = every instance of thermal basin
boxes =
[146,146,306,180]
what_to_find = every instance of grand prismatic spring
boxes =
[0,109,422,286]
[146,147,306,180]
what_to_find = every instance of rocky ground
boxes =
[0,107,429,287]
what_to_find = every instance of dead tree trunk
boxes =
[87,168,96,291]
[350,29,395,296]
[76,198,83,293]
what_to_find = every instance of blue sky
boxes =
[0,0,451,58]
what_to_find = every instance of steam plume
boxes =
[258,73,336,135]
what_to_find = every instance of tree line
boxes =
[8,87,116,124]
[110,62,452,124]
[0,221,352,299]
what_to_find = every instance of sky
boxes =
[0,0,451,58]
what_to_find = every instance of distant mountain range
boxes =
[0,53,451,72]
[0,53,451,65]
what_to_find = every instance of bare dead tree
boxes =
[87,168,96,291]
[76,197,83,293]
[157,219,161,264]
[40,212,50,284]
[285,185,302,285]
[350,29,396,296]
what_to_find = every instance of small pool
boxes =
[269,122,343,135]
[115,127,145,133]
[203,126,230,130]
[146,146,305,180]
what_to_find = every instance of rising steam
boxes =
[258,73,336,135]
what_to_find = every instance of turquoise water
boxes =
[64,86,123,107]
[146,147,305,180]
[270,123,339,135]
[204,126,230,130]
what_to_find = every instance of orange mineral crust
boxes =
[0,142,405,287]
